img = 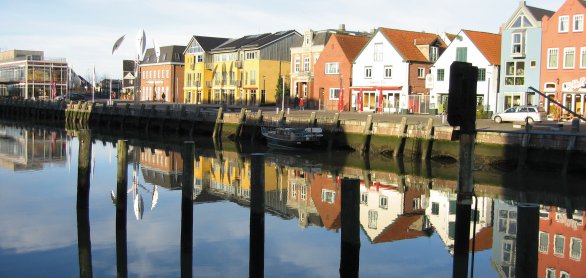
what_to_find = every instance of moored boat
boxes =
[261,127,323,150]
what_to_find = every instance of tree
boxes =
[275,76,290,99]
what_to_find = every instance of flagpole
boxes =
[92,65,95,102]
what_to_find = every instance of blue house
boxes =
[498,1,554,113]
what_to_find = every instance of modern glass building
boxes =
[0,49,68,100]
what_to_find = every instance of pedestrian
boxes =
[294,96,299,109]
[299,97,305,110]
[162,92,166,103]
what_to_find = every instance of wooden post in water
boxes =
[514,204,539,277]
[181,141,195,278]
[115,140,128,278]
[309,111,317,127]
[249,154,265,278]
[360,114,373,156]
[76,129,93,278]
[421,118,434,160]
[236,108,247,139]
[393,117,408,158]
[212,107,224,140]
[340,178,360,278]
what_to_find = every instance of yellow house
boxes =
[183,36,230,104]
[209,30,301,106]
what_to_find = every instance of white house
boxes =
[430,30,501,114]
[351,28,446,113]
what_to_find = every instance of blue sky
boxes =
[0,0,562,81]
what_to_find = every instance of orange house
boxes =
[541,0,586,117]
[313,34,370,111]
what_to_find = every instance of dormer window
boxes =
[430,46,438,62]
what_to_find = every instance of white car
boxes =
[492,105,547,123]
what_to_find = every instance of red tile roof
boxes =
[333,33,370,62]
[379,28,447,62]
[462,30,502,65]
[372,214,432,244]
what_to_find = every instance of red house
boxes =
[313,34,370,111]
[541,0,586,118]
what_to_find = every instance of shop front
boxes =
[351,86,402,113]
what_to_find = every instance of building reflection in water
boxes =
[0,125,66,171]
[64,134,585,277]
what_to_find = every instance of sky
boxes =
[0,0,563,81]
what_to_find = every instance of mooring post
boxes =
[514,204,539,277]
[181,141,195,278]
[421,118,435,160]
[360,114,373,156]
[115,139,128,278]
[327,112,341,152]
[251,110,263,142]
[340,178,360,278]
[76,129,93,278]
[393,117,408,158]
[212,107,224,140]
[236,108,247,139]
[309,111,317,127]
[249,154,265,278]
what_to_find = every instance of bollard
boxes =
[571,118,580,133]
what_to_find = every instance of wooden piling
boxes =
[421,118,434,160]
[235,108,247,139]
[212,107,224,140]
[393,117,408,158]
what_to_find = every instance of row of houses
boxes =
[133,0,585,116]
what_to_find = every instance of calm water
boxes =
[0,123,584,278]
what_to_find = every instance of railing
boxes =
[527,86,586,122]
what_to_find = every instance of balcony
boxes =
[235,60,242,68]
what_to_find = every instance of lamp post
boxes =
[263,75,266,105]
[281,75,286,111]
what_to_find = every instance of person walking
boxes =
[299,97,305,110]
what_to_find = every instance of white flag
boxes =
[112,34,126,55]
[92,66,96,88]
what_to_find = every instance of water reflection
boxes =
[0,123,585,277]
[0,125,66,170]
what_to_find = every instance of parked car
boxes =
[492,105,547,123]
[68,93,89,101]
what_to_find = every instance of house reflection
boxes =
[0,125,66,171]
[139,148,183,190]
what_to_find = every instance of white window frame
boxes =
[384,65,392,78]
[512,32,524,55]
[574,14,584,32]
[554,234,565,257]
[303,57,310,72]
[581,47,586,69]
[417,68,425,79]
[570,237,582,261]
[325,62,339,74]
[539,232,549,253]
[329,88,340,100]
[430,46,438,62]
[546,268,556,278]
[559,15,570,32]
[364,66,372,79]
[437,69,445,81]
[547,48,559,69]
[294,57,300,72]
[564,47,576,69]
[374,43,383,61]
[379,196,388,209]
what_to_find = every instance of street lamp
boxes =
[263,75,266,105]
[281,75,286,111]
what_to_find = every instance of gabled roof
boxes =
[334,33,370,62]
[379,28,447,62]
[526,5,555,21]
[371,214,433,244]
[184,35,230,54]
[211,30,299,52]
[462,30,501,65]
[142,45,186,64]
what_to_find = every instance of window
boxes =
[505,61,525,85]
[560,271,570,278]
[303,57,310,72]
[574,14,584,32]
[503,241,513,262]
[530,60,537,68]
[364,66,372,78]
[368,210,378,229]
[379,196,388,209]
[196,54,203,63]
[570,237,582,260]
[325,62,339,74]
[294,58,300,72]
[512,14,533,28]
[360,192,368,204]
[546,269,556,278]
[539,232,549,253]
[431,202,439,215]
[374,43,383,61]
[321,189,336,204]
[554,234,565,257]
[430,46,438,62]
[512,32,524,55]
[582,47,586,68]
[329,88,340,100]
[384,66,392,78]
[548,48,559,69]
[437,69,445,81]
[478,68,486,81]
[456,47,467,62]
[560,15,569,32]
[417,68,425,79]
[564,48,576,69]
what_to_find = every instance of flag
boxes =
[92,66,96,89]
[112,34,126,55]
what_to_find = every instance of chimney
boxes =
[339,24,346,31]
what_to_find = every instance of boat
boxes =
[261,126,324,150]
